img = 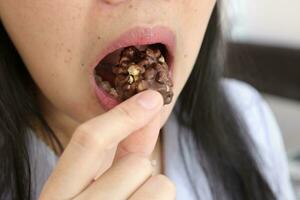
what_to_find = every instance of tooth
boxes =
[95,75,103,83]
[101,81,111,92]
[109,88,118,97]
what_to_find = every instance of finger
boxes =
[114,113,161,161]
[75,153,154,200]
[39,90,163,200]
[93,145,117,181]
[129,174,176,200]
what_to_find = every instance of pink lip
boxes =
[89,26,176,110]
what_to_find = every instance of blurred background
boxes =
[222,0,300,198]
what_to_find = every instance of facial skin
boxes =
[0,0,216,148]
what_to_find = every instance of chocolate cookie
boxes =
[112,46,173,104]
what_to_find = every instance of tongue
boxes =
[94,47,124,86]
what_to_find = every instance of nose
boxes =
[103,0,127,4]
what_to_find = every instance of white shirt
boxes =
[26,79,295,200]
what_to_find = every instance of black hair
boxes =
[0,16,62,200]
[0,3,275,200]
[177,5,275,200]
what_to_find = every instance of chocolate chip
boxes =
[120,46,139,60]
[156,71,168,84]
[144,68,157,80]
[146,47,161,58]
[137,80,149,92]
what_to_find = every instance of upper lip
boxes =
[89,26,176,74]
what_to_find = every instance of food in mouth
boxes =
[94,44,173,105]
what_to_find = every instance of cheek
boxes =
[0,0,105,122]
[30,62,102,123]
[174,0,216,89]
[0,0,216,126]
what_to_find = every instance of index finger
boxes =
[39,90,163,200]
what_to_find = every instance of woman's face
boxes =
[0,0,215,130]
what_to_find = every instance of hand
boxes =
[39,90,176,200]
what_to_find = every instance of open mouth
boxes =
[91,26,176,110]
[93,43,171,103]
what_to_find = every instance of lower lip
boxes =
[90,26,176,110]
[92,82,119,110]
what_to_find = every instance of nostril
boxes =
[103,0,126,5]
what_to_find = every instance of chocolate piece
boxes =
[112,46,173,104]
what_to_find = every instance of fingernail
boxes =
[137,90,162,109]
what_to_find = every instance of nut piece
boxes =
[128,64,140,76]
[137,80,149,92]
[127,64,141,82]
[158,56,165,63]
[128,75,134,84]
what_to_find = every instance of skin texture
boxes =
[0,0,216,199]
